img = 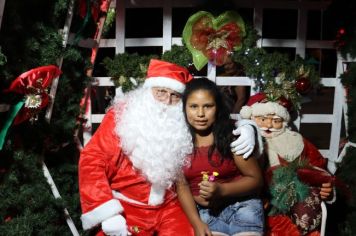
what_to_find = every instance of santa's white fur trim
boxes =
[143,76,185,93]
[81,199,123,230]
[251,102,290,122]
[148,184,165,206]
[112,190,146,205]
[240,105,252,119]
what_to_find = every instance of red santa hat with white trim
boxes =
[240,92,291,122]
[143,59,193,93]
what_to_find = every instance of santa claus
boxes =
[240,92,335,236]
[79,59,256,236]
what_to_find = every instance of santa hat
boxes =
[143,59,193,93]
[240,92,290,122]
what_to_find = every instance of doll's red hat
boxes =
[246,92,267,106]
[143,59,193,93]
[240,92,290,122]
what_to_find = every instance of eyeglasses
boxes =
[152,88,182,104]
[255,115,283,124]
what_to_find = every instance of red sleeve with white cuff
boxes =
[79,109,124,230]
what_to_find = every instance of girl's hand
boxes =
[320,182,333,200]
[199,180,221,200]
[194,195,210,207]
[193,220,212,236]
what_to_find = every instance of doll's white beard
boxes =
[265,129,304,166]
[114,87,193,190]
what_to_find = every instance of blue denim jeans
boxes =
[197,198,264,235]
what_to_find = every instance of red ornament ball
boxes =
[295,77,311,94]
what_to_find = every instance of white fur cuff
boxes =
[81,199,124,230]
[325,187,337,204]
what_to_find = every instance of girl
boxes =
[177,78,264,236]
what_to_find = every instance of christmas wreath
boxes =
[182,11,245,70]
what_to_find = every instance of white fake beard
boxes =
[114,87,193,190]
[259,123,287,138]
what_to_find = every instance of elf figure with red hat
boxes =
[78,59,256,236]
[240,93,335,236]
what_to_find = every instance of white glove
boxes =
[102,214,130,236]
[230,121,256,159]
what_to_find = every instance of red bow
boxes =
[4,65,61,124]
[191,20,242,66]
[297,167,334,186]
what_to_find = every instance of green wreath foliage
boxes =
[161,44,192,68]
[269,158,310,215]
[102,45,192,93]
[102,53,157,92]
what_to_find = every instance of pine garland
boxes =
[0,0,65,87]
[102,8,116,37]
[336,62,356,235]
[269,158,310,215]
[102,45,193,93]
[232,26,320,109]
[103,53,155,92]
[0,0,89,234]
[332,2,356,233]
[162,44,192,68]
[0,151,72,235]
[340,63,356,142]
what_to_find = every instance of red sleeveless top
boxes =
[183,146,241,195]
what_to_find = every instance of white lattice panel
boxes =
[85,0,344,173]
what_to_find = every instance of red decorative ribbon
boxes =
[297,167,352,200]
[4,65,62,124]
[297,167,333,186]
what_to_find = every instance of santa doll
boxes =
[240,92,335,236]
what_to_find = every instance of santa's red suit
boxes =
[79,108,194,236]
[264,129,327,236]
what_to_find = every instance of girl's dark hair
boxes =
[182,78,234,163]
